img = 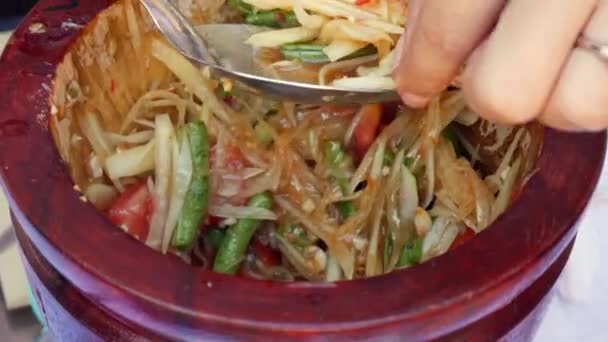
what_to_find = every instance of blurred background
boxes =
[0,3,47,342]
[0,1,38,17]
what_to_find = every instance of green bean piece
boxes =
[280,48,330,64]
[227,0,253,15]
[280,44,378,64]
[213,193,274,274]
[246,10,299,28]
[323,141,357,221]
[280,43,326,52]
[205,228,225,251]
[171,122,210,251]
[398,238,424,268]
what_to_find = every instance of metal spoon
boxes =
[140,0,400,105]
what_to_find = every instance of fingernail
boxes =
[391,35,407,73]
[400,92,429,108]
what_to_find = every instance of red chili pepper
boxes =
[449,227,476,251]
[110,79,116,93]
[355,0,372,5]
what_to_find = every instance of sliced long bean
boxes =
[280,49,331,64]
[205,228,225,251]
[280,44,378,64]
[280,44,326,52]
[323,141,357,220]
[246,10,299,28]
[227,0,253,15]
[171,122,210,251]
[213,193,274,274]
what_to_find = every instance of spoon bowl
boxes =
[140,0,400,104]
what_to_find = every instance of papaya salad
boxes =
[234,0,405,89]
[50,0,537,281]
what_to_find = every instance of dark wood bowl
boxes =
[0,0,605,340]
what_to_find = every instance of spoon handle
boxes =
[140,0,215,64]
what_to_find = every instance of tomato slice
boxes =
[352,104,383,158]
[107,181,153,241]
[449,227,476,251]
[210,144,247,173]
[204,215,223,227]
[251,240,281,268]
[236,241,281,280]
[207,144,249,224]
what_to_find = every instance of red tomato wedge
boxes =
[237,241,281,279]
[251,240,281,268]
[449,227,476,251]
[352,104,383,158]
[207,144,249,225]
[108,181,153,241]
[210,144,247,173]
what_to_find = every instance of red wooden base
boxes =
[15,214,573,341]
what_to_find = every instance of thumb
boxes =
[392,0,505,108]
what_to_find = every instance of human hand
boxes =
[392,0,608,131]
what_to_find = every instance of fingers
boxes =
[541,1,608,131]
[463,0,597,125]
[392,0,505,108]
[392,0,422,74]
